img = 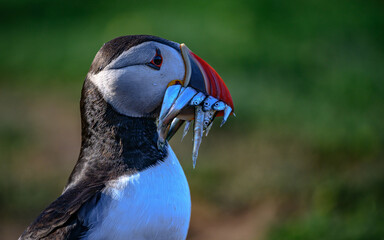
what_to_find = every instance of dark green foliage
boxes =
[0,0,383,238]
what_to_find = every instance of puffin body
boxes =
[82,146,190,240]
[20,35,233,239]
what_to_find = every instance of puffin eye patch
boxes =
[146,48,163,70]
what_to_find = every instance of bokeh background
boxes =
[1,0,384,239]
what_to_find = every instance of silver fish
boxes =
[192,105,204,168]
[159,85,183,121]
[157,85,183,146]
[212,101,226,111]
[190,92,206,106]
[220,105,232,127]
[203,110,216,130]
[182,120,192,141]
[166,118,185,141]
[205,121,213,136]
[161,87,197,126]
[202,96,218,111]
[157,124,170,149]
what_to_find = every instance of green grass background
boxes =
[1,0,383,239]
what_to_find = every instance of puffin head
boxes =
[86,35,234,166]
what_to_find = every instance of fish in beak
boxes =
[158,43,234,168]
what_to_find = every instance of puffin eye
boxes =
[147,48,163,70]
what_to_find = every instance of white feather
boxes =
[82,145,191,240]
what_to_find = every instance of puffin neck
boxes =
[76,79,167,172]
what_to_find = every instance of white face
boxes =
[88,41,185,117]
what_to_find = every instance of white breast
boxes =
[82,146,191,240]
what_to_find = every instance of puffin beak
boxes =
[157,43,234,168]
[181,44,234,113]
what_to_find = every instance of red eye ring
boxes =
[148,48,162,70]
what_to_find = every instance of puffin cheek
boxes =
[131,79,165,114]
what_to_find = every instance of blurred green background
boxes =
[1,0,383,239]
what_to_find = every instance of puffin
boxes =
[19,35,234,240]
